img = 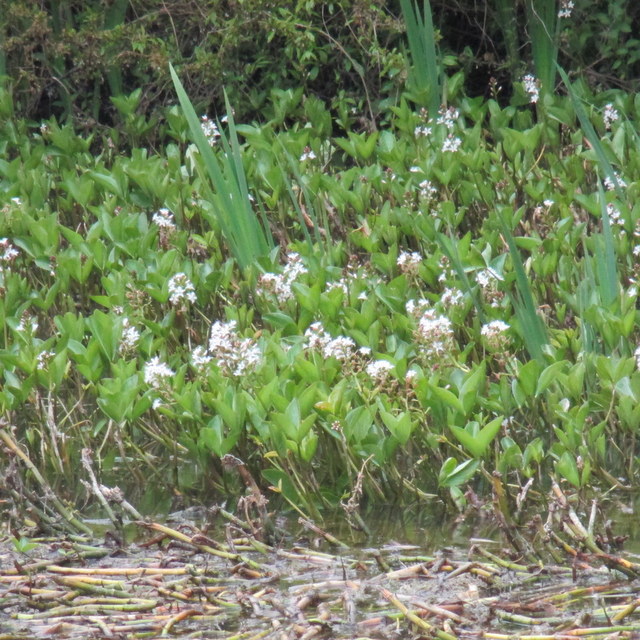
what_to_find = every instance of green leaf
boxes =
[556,452,580,488]
[450,416,503,457]
[438,457,480,488]
[536,360,568,396]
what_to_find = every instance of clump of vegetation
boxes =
[0,0,639,527]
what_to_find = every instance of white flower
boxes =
[522,74,540,103]
[152,208,176,230]
[414,125,432,137]
[604,173,627,191]
[418,179,437,199]
[481,320,511,351]
[144,356,175,389]
[258,253,308,304]
[0,238,19,263]
[406,298,430,317]
[557,0,574,18]
[300,147,316,162]
[635,346,640,370]
[409,166,423,173]
[397,251,422,275]
[442,136,462,152]
[168,273,197,305]
[36,350,54,371]
[191,345,212,370]
[477,268,504,308]
[441,287,464,309]
[603,103,619,130]
[416,309,455,360]
[201,115,220,146]
[323,336,356,361]
[437,107,459,130]
[119,318,140,354]
[304,322,332,351]
[405,369,418,384]
[366,360,394,382]
[17,314,38,334]
[607,203,624,227]
[477,267,502,287]
[304,322,357,361]
[543,199,554,208]
[208,320,262,377]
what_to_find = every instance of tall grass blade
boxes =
[169,63,269,269]
[277,143,330,254]
[558,65,621,306]
[400,0,441,115]
[498,211,548,361]
[594,182,618,307]
[525,0,558,95]
[557,66,625,200]
[435,233,484,323]
[577,248,597,354]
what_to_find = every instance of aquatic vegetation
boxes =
[0,4,640,527]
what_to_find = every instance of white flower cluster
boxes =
[304,321,359,361]
[406,298,431,318]
[201,115,221,146]
[607,203,624,227]
[418,179,437,199]
[0,238,19,265]
[366,359,394,382]
[36,350,54,371]
[17,313,38,334]
[397,251,422,276]
[477,268,504,307]
[258,253,308,304]
[191,345,213,371]
[168,273,197,306]
[442,135,462,153]
[603,103,619,130]
[522,74,540,104]
[557,0,574,18]
[144,356,175,389]
[414,124,432,137]
[120,317,141,354]
[300,147,316,162]
[441,287,465,309]
[208,320,262,377]
[152,208,176,230]
[604,172,627,191]
[415,308,455,361]
[437,106,459,130]
[481,320,511,351]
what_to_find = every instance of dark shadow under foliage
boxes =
[1,0,638,138]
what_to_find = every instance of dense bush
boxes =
[1,0,638,136]
[0,0,402,132]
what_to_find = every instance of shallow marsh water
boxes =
[3,495,640,639]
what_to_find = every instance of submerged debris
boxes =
[3,496,640,639]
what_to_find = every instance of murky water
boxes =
[3,495,640,638]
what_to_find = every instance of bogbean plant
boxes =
[0,62,639,517]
